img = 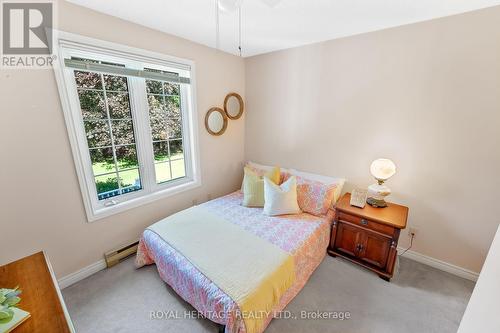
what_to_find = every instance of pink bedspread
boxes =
[136,191,332,333]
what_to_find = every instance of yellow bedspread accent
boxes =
[148,206,296,333]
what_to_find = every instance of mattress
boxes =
[136,191,332,333]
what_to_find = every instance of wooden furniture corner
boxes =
[328,193,409,281]
[0,252,75,332]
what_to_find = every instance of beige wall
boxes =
[0,0,245,277]
[245,6,500,273]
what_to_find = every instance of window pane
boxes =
[166,95,181,118]
[153,141,169,162]
[95,174,119,196]
[169,139,184,159]
[84,120,111,148]
[167,118,182,139]
[146,80,162,94]
[74,63,142,202]
[118,168,142,190]
[115,145,139,170]
[104,74,127,92]
[148,94,166,113]
[78,90,106,120]
[75,71,102,89]
[90,147,114,175]
[171,159,186,179]
[164,82,179,95]
[155,162,171,184]
[151,122,169,141]
[111,120,135,145]
[148,96,168,141]
[108,92,131,119]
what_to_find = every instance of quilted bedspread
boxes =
[136,191,332,333]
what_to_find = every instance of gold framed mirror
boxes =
[223,93,244,120]
[205,107,228,136]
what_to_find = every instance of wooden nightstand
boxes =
[328,193,408,281]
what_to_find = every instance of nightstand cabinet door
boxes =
[358,231,391,269]
[336,222,363,257]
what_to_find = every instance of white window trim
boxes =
[52,31,201,222]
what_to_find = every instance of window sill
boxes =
[87,178,201,222]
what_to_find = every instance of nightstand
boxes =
[328,193,408,281]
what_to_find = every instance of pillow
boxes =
[293,176,338,216]
[242,166,280,207]
[287,169,345,204]
[246,161,289,184]
[263,176,301,216]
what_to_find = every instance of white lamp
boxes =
[366,158,396,208]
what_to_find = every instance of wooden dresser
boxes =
[0,252,75,332]
[328,193,408,281]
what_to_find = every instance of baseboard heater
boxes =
[104,240,139,268]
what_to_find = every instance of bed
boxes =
[136,190,333,333]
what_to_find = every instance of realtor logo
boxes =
[1,1,55,68]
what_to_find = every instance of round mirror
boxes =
[205,107,228,136]
[224,93,244,120]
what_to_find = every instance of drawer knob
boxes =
[360,219,368,225]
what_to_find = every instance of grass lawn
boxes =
[92,153,185,190]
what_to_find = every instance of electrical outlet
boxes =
[408,227,418,238]
[207,193,212,201]
[192,199,198,206]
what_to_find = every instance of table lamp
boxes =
[366,158,396,208]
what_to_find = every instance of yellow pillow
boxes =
[242,166,280,207]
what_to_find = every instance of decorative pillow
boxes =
[241,163,281,191]
[242,166,280,207]
[245,161,288,184]
[288,169,345,204]
[284,174,338,216]
[263,176,301,216]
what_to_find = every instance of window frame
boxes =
[53,31,201,222]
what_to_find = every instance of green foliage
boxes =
[75,71,183,166]
[0,287,22,322]
[95,176,133,194]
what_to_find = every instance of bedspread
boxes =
[136,191,332,333]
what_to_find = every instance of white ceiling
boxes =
[67,0,500,57]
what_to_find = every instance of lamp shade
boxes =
[370,158,396,181]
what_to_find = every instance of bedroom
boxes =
[0,0,499,332]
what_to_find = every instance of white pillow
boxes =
[263,176,301,216]
[287,169,346,204]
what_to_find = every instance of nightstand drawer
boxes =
[337,212,395,236]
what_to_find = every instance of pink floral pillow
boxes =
[284,174,337,216]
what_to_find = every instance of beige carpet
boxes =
[62,255,474,333]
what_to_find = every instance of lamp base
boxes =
[367,183,391,208]
[366,197,388,208]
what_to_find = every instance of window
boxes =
[145,69,187,184]
[53,32,200,221]
[74,59,143,200]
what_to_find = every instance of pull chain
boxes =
[215,0,220,50]
[238,5,242,56]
